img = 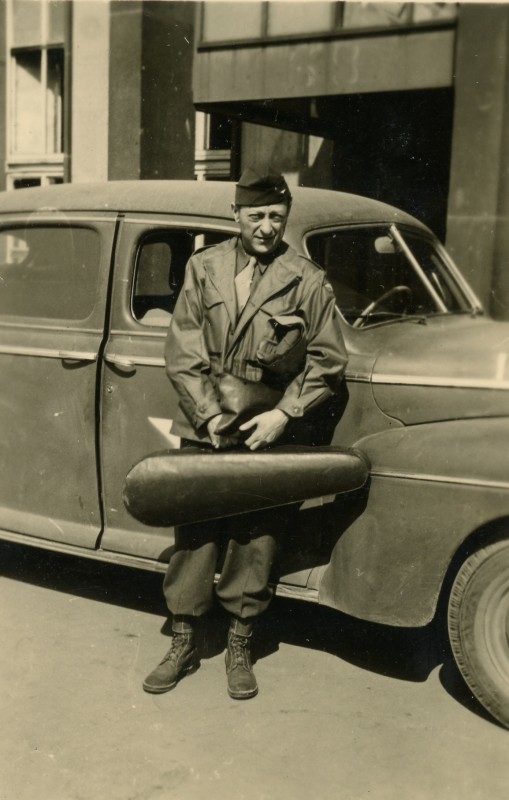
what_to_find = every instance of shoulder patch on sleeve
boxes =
[296,254,325,276]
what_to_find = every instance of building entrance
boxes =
[324,88,454,241]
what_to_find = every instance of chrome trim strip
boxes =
[0,213,117,224]
[0,529,169,572]
[102,356,369,378]
[434,239,484,310]
[122,216,236,231]
[370,469,509,490]
[345,373,372,383]
[390,224,448,312]
[372,373,509,390]
[110,328,166,338]
[0,345,97,360]
[274,584,319,603]
[105,356,371,376]
[0,321,98,333]
[0,528,321,602]
[104,354,371,376]
[105,353,164,368]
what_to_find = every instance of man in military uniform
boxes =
[143,168,348,699]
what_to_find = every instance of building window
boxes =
[12,177,42,190]
[6,0,68,189]
[199,2,458,45]
[10,47,64,157]
[268,3,335,37]
[201,2,265,43]
[194,112,234,181]
[342,2,457,29]
[8,174,64,190]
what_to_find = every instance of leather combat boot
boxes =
[143,632,199,694]
[225,624,258,700]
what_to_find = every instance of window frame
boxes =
[129,222,237,329]
[197,1,458,50]
[303,222,476,328]
[8,45,65,160]
[0,218,104,325]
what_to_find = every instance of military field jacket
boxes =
[165,237,348,441]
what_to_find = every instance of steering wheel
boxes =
[352,285,413,328]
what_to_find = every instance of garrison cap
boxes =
[235,167,292,207]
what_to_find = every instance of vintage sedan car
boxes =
[0,181,508,727]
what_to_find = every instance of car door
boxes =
[0,211,117,547]
[99,213,234,561]
[304,224,397,448]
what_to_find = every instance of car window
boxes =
[0,224,100,320]
[307,226,470,326]
[403,232,468,310]
[132,229,229,327]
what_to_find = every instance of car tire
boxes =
[448,538,509,728]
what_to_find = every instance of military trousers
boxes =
[163,507,280,621]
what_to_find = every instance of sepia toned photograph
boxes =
[0,1,508,798]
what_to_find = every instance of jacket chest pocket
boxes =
[256,295,306,375]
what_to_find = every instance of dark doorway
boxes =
[320,88,454,241]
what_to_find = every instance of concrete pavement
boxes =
[0,541,507,800]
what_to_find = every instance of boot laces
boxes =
[161,632,191,664]
[229,634,251,668]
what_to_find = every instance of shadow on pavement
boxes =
[256,597,442,682]
[0,540,168,616]
[3,539,501,727]
[1,540,443,683]
[438,657,505,728]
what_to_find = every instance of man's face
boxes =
[232,202,290,257]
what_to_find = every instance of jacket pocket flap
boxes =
[270,314,305,330]
[203,283,223,308]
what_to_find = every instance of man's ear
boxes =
[231,203,240,223]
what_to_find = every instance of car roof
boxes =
[0,180,428,232]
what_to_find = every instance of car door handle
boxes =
[104,354,137,373]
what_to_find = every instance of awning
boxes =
[193,29,454,113]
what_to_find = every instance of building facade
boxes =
[1,0,508,318]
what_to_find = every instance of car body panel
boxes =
[318,478,509,626]
[0,181,507,627]
[318,417,509,625]
[0,181,424,232]
[0,213,117,548]
[371,317,509,424]
[98,215,238,560]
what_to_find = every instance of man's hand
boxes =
[206,414,239,450]
[239,409,289,451]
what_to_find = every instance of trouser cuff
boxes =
[172,615,196,634]
[229,617,254,637]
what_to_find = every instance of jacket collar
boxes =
[203,237,304,347]
[203,238,238,326]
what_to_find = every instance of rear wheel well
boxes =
[435,517,509,728]
[437,516,509,624]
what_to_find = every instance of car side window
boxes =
[132,229,229,327]
[0,224,100,320]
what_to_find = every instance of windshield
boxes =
[306,225,475,327]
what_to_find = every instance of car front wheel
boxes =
[448,538,509,728]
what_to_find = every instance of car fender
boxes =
[318,417,509,626]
